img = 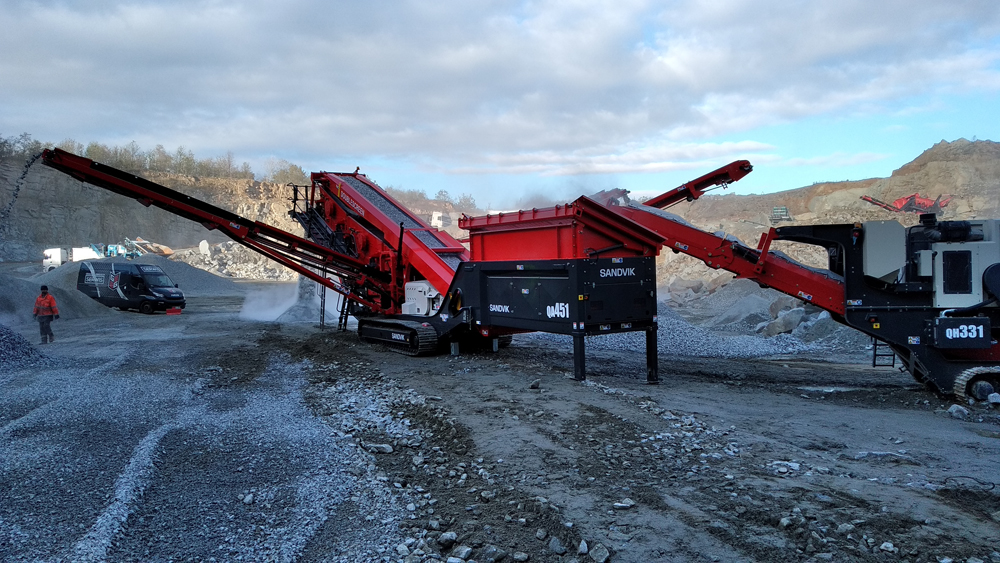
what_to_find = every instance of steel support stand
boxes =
[319,267,327,329]
[573,333,586,381]
[646,325,659,384]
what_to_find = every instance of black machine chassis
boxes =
[776,222,1000,396]
[353,257,661,382]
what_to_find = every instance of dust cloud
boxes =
[238,283,299,321]
[239,279,345,323]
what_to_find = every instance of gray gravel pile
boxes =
[33,255,246,297]
[791,311,873,362]
[0,323,49,369]
[519,302,814,364]
[171,241,298,282]
[0,272,111,325]
[616,303,814,358]
[702,293,774,333]
[520,292,875,367]
[127,254,245,296]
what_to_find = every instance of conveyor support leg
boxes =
[646,326,659,384]
[573,333,586,381]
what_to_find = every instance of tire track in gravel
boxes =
[68,421,176,561]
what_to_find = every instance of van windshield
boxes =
[142,273,176,288]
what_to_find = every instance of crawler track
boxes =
[357,318,439,356]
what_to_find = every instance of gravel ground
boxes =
[3,261,998,562]
[0,299,410,562]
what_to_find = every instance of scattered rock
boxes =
[578,539,589,554]
[988,393,1000,404]
[438,531,458,548]
[366,443,394,454]
[588,543,610,563]
[512,552,530,562]
[948,405,970,420]
[479,545,507,562]
[535,528,548,540]
[529,379,541,389]
[613,498,635,510]
[452,545,473,559]
[548,536,567,555]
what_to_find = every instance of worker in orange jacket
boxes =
[33,285,59,344]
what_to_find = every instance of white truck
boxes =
[42,246,105,272]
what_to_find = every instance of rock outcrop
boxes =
[0,161,301,263]
[3,139,999,292]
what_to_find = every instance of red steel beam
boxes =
[643,160,753,209]
[607,205,846,316]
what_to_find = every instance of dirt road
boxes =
[3,291,1000,562]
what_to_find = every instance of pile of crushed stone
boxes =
[0,273,111,325]
[32,255,246,298]
[521,276,874,365]
[0,255,251,328]
[674,278,873,362]
[569,303,818,360]
[128,254,246,296]
[171,241,297,282]
[0,323,49,369]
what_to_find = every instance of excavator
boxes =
[39,148,1000,399]
[861,192,953,214]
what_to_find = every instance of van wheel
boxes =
[139,302,155,315]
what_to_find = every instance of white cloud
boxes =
[0,0,998,183]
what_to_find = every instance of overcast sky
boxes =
[2,1,999,208]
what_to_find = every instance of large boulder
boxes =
[768,294,801,319]
[759,307,806,336]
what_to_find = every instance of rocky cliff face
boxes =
[2,139,999,287]
[0,161,302,262]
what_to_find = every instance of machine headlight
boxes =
[151,291,164,298]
